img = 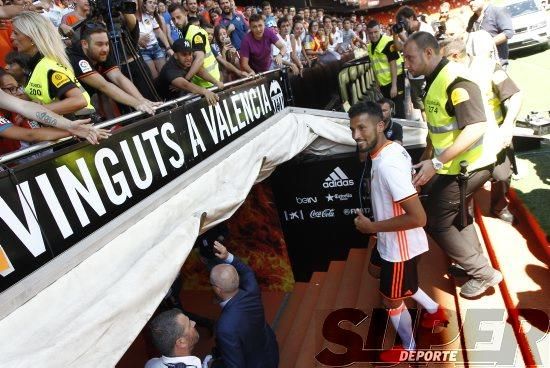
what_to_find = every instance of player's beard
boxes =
[357,135,378,153]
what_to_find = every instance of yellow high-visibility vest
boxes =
[367,34,403,87]
[25,56,94,111]
[185,24,221,87]
[424,61,484,175]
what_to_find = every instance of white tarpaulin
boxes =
[0,110,356,367]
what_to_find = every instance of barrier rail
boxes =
[0,70,279,165]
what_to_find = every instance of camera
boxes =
[433,21,447,40]
[195,222,229,259]
[391,20,407,34]
[91,0,136,16]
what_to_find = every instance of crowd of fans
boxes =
[0,0,483,160]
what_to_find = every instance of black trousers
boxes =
[490,146,513,214]
[422,167,495,280]
[380,73,406,119]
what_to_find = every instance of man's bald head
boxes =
[440,35,467,61]
[445,17,466,38]
[210,264,239,293]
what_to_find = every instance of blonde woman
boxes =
[11,12,95,117]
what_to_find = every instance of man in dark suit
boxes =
[209,241,279,368]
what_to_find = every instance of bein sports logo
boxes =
[296,196,318,205]
[323,167,355,189]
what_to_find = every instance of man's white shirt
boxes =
[145,355,203,368]
[419,21,435,35]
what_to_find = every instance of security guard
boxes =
[366,19,405,118]
[486,67,521,223]
[12,12,95,119]
[25,55,95,116]
[441,36,522,224]
[168,4,221,88]
[403,32,502,299]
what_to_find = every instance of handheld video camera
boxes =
[433,21,447,40]
[90,0,136,16]
[195,222,229,259]
[391,20,407,34]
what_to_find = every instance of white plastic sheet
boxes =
[0,111,355,368]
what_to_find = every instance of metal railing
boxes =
[0,70,278,165]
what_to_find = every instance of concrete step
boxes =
[334,248,369,310]
[294,261,346,368]
[311,248,369,367]
[274,282,308,348]
[279,271,326,367]
[414,238,465,368]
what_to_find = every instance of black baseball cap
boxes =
[172,39,194,53]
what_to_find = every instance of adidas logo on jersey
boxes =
[323,167,355,188]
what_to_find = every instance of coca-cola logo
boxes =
[310,209,335,218]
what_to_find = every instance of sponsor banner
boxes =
[271,154,372,281]
[295,196,318,205]
[283,210,305,221]
[325,193,352,202]
[0,71,288,294]
[278,163,372,223]
[310,209,335,219]
[322,166,355,189]
[342,207,372,216]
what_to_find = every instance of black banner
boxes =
[0,71,288,293]
[270,153,372,282]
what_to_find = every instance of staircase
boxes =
[273,193,549,368]
[274,240,463,368]
[116,192,549,368]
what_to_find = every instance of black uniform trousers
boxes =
[422,167,495,280]
[379,73,406,119]
[490,146,513,214]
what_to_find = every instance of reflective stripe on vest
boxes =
[367,34,403,87]
[488,90,504,124]
[25,56,94,111]
[433,137,483,157]
[185,24,220,88]
[427,120,459,134]
[424,61,483,175]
